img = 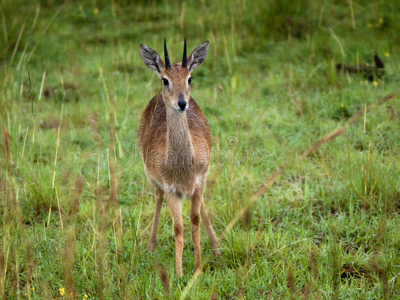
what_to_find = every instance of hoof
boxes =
[176,269,183,277]
[212,242,221,255]
[149,240,157,252]
[194,263,203,274]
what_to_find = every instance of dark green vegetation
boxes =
[1,0,399,298]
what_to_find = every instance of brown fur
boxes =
[138,42,220,275]
[138,93,211,195]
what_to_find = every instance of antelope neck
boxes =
[165,106,195,160]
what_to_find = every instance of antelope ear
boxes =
[187,41,209,72]
[139,44,164,77]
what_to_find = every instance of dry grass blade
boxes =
[2,110,10,164]
[179,268,202,300]
[221,93,396,239]
[287,265,296,296]
[222,163,287,236]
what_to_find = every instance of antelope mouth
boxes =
[177,106,187,113]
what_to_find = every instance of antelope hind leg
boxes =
[149,186,164,252]
[201,201,220,255]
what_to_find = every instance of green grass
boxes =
[1,0,400,298]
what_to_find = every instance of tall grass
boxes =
[0,0,399,298]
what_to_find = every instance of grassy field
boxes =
[1,0,400,298]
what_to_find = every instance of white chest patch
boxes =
[162,175,205,198]
[166,184,177,194]
[164,183,196,198]
[196,176,202,186]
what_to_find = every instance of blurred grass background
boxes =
[0,0,399,298]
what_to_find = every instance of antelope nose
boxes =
[178,100,187,111]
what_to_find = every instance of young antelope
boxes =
[138,39,220,275]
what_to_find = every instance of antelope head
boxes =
[139,39,210,113]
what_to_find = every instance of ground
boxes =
[0,0,399,298]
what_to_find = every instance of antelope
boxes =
[138,39,220,275]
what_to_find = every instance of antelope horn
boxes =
[182,37,187,68]
[164,38,171,69]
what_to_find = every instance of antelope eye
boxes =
[188,77,192,85]
[162,78,169,86]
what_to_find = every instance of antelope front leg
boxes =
[149,186,164,252]
[165,191,184,276]
[190,190,202,272]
